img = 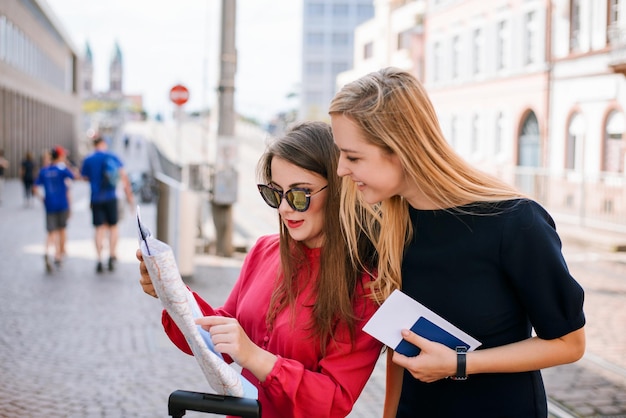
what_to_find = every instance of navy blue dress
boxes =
[397,199,585,418]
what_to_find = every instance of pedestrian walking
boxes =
[329,67,586,418]
[80,135,134,273]
[20,151,36,207]
[0,149,9,205]
[33,146,75,272]
[137,121,382,417]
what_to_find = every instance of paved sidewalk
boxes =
[0,135,625,417]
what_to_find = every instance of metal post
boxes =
[176,105,187,185]
[212,0,237,257]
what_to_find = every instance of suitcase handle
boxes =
[168,389,261,417]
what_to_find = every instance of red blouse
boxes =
[162,234,382,418]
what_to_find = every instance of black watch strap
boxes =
[450,346,467,380]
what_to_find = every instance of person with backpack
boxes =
[80,135,134,273]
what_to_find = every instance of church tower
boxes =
[81,41,94,98]
[109,41,123,97]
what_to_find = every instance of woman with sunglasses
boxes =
[137,121,382,417]
[329,68,585,417]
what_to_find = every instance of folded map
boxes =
[136,207,257,398]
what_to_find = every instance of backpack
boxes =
[100,155,120,190]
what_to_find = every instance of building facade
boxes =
[424,0,551,191]
[300,0,375,121]
[338,0,426,86]
[339,0,626,231]
[546,0,626,228]
[0,0,81,176]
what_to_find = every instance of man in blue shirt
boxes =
[80,136,134,273]
[34,147,75,273]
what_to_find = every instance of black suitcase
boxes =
[168,389,261,417]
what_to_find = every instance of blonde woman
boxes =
[329,67,585,418]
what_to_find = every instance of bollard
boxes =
[177,189,197,279]
[155,173,198,280]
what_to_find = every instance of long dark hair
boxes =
[257,121,376,352]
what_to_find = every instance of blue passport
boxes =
[363,289,481,355]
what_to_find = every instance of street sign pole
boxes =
[165,83,193,274]
[170,84,190,185]
[212,0,237,257]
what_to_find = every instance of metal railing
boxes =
[513,167,626,233]
[144,141,206,279]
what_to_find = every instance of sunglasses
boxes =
[257,184,328,212]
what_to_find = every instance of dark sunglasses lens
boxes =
[286,190,309,211]
[259,186,280,208]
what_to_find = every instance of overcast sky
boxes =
[44,0,302,123]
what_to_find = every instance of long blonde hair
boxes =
[329,67,524,302]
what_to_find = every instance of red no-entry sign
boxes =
[170,84,190,106]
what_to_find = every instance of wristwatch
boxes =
[450,346,467,380]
